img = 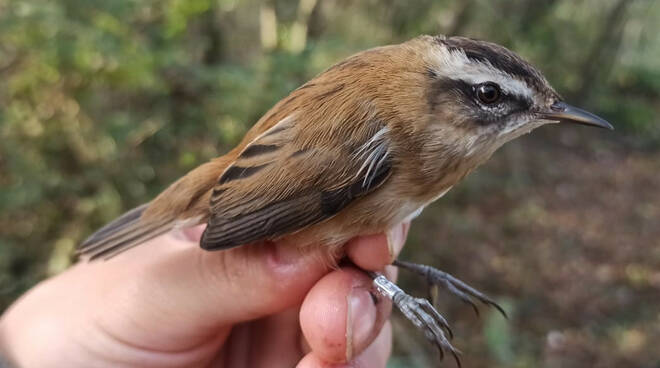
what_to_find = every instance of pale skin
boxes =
[0,222,409,368]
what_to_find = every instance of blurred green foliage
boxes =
[1,0,659,366]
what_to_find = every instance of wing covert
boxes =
[201,112,393,250]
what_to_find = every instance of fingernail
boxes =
[346,287,377,361]
[387,223,409,261]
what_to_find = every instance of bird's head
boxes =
[412,35,612,162]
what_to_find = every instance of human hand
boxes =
[0,223,409,367]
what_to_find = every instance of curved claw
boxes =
[452,280,507,318]
[398,260,508,319]
[450,348,463,368]
[442,279,481,317]
[467,300,481,317]
[435,343,463,368]
[485,299,508,319]
[372,268,468,365]
[436,341,445,360]
[419,298,453,339]
[411,305,455,361]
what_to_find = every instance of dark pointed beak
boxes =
[541,101,613,130]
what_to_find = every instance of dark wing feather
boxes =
[201,158,391,250]
[201,192,320,249]
[200,118,391,251]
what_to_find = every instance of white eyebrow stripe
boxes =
[427,44,533,99]
[451,70,530,97]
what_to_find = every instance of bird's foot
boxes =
[393,259,507,318]
[369,272,462,366]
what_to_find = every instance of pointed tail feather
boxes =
[79,204,149,248]
[77,204,175,261]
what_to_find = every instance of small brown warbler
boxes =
[78,35,612,361]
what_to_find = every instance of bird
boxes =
[77,35,612,362]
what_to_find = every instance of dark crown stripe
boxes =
[439,37,543,88]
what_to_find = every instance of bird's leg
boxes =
[367,271,461,365]
[392,260,507,318]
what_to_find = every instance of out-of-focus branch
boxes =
[445,0,474,36]
[517,0,558,34]
[289,0,319,53]
[306,0,325,42]
[260,1,278,51]
[573,0,633,105]
[201,5,225,65]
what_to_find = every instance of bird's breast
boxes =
[400,185,453,223]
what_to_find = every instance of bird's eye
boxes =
[476,82,501,104]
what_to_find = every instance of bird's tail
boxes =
[77,204,175,261]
